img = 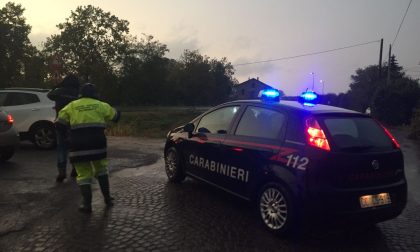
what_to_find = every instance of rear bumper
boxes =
[304,178,407,223]
[0,128,19,148]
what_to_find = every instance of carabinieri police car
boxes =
[164,89,407,236]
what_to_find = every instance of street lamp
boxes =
[319,80,325,95]
[310,72,315,90]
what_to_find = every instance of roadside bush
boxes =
[409,108,420,139]
[372,79,419,125]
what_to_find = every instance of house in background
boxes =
[231,77,276,100]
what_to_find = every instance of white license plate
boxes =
[359,193,391,208]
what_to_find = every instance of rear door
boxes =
[0,92,41,132]
[221,105,287,198]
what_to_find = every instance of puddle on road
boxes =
[112,157,166,179]
[104,136,166,176]
[108,151,161,174]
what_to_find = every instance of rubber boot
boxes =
[79,184,92,213]
[56,169,66,183]
[97,175,114,207]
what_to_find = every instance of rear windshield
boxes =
[320,116,394,152]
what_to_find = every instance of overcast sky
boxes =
[10,0,420,95]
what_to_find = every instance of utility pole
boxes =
[378,38,383,80]
[386,44,392,85]
[320,80,325,95]
[310,72,315,90]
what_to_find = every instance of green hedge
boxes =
[409,108,420,139]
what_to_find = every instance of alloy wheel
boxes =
[165,149,177,178]
[259,187,288,230]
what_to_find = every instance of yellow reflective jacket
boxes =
[57,97,120,162]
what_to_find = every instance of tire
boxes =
[31,123,56,150]
[164,147,186,183]
[0,148,14,162]
[257,182,296,236]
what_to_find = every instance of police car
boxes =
[164,89,407,236]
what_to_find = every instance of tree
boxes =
[371,56,419,124]
[0,2,38,88]
[346,55,420,125]
[373,77,420,125]
[170,50,236,106]
[209,57,236,104]
[43,5,132,101]
[346,65,381,112]
[120,35,170,105]
[346,55,408,113]
[21,47,48,88]
[387,55,404,80]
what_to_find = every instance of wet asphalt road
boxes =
[0,130,419,251]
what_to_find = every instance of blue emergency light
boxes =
[259,89,280,102]
[298,90,319,106]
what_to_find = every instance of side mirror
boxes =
[183,123,195,138]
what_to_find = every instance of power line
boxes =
[234,40,381,67]
[392,0,413,47]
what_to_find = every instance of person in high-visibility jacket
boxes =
[56,83,120,213]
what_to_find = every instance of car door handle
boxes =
[31,108,40,111]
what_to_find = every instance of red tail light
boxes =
[7,114,13,124]
[306,117,330,151]
[380,124,400,149]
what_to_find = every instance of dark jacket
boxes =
[47,74,80,116]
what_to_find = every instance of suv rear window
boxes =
[321,116,393,151]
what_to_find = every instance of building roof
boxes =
[234,78,274,89]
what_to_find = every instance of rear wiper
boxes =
[340,145,374,151]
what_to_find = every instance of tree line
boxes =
[0,3,236,106]
[1,2,419,133]
[317,55,420,128]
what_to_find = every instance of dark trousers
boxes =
[56,129,68,172]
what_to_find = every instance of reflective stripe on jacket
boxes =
[57,97,118,162]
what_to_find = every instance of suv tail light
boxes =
[305,117,330,151]
[7,114,13,124]
[380,124,400,149]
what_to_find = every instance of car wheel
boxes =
[258,183,296,236]
[165,147,186,183]
[32,124,56,150]
[0,148,14,162]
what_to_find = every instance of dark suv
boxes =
[164,90,407,236]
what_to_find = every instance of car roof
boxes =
[0,88,50,93]
[222,99,363,115]
[0,88,53,103]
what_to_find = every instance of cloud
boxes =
[29,32,51,49]
[165,36,201,60]
[233,58,282,85]
[162,22,202,60]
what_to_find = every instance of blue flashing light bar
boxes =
[298,90,319,106]
[302,102,316,107]
[259,89,280,102]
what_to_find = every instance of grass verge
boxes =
[106,107,204,138]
